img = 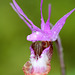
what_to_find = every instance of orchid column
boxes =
[10,0,75,75]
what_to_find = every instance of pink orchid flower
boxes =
[10,0,75,75]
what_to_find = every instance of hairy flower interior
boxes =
[31,41,53,60]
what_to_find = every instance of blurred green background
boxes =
[0,0,75,75]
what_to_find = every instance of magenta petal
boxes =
[51,8,75,41]
[47,4,51,22]
[10,3,33,31]
[13,0,34,26]
[44,4,51,32]
[40,0,45,30]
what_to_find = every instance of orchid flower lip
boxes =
[29,41,53,73]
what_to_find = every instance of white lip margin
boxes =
[30,52,48,73]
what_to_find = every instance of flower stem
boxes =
[55,37,65,75]
[50,23,65,75]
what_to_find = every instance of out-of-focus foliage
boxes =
[0,0,75,75]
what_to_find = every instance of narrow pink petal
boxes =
[10,3,33,31]
[12,0,40,31]
[10,3,18,14]
[40,0,45,30]
[51,8,75,41]
[44,4,51,32]
[47,4,51,22]
[13,0,33,25]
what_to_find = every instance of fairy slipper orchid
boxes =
[10,0,75,75]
